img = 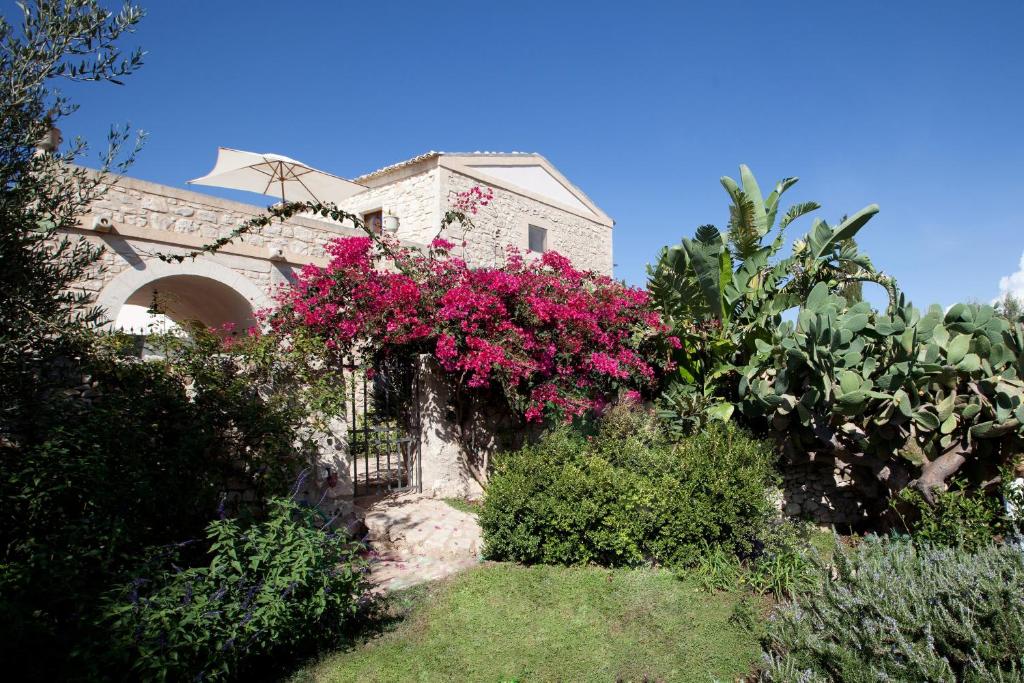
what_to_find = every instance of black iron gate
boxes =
[347,358,421,497]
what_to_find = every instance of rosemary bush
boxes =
[760,537,1024,682]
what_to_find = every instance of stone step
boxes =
[361,492,483,592]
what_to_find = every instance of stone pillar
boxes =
[304,414,355,519]
[416,355,484,499]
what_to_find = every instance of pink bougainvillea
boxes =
[451,186,494,215]
[271,234,676,422]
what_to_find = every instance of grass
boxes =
[292,563,764,682]
[443,497,481,516]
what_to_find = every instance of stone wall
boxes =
[441,168,614,276]
[74,173,366,308]
[778,452,884,529]
[335,165,441,245]
[414,355,486,499]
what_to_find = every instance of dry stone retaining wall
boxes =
[778,452,884,528]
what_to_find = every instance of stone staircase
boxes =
[360,493,482,592]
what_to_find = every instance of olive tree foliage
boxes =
[0,0,144,428]
[996,292,1024,323]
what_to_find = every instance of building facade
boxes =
[71,151,613,332]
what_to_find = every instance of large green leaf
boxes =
[841,313,869,333]
[706,402,735,422]
[947,333,971,365]
[838,370,863,394]
[778,201,821,230]
[811,204,880,260]
[806,282,830,313]
[957,353,981,373]
[971,420,1019,439]
[720,174,741,202]
[739,164,768,237]
[682,237,725,320]
[913,409,940,431]
[764,176,799,222]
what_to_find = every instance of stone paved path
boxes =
[361,493,482,592]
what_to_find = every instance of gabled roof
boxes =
[353,151,445,183]
[354,151,613,227]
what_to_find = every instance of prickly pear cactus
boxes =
[739,282,1024,502]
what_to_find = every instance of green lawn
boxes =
[292,563,763,682]
[443,497,482,516]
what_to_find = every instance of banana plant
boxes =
[648,165,889,425]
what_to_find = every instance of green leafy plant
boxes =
[746,547,817,599]
[739,283,1024,511]
[0,0,144,417]
[728,595,766,636]
[760,537,1024,681]
[648,165,894,429]
[688,519,826,599]
[102,496,369,681]
[0,2,362,679]
[0,333,316,678]
[895,477,1020,550]
[480,407,778,568]
[692,544,744,592]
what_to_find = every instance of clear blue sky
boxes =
[61,0,1024,310]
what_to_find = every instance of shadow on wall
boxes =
[416,355,539,500]
[779,452,885,531]
[99,233,147,271]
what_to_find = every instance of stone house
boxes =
[73,151,614,333]
[66,151,615,503]
[339,152,614,276]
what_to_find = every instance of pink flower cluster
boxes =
[272,235,677,422]
[451,186,494,215]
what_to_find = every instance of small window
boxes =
[528,224,547,253]
[363,210,383,235]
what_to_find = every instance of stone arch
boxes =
[96,258,272,332]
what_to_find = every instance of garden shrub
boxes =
[102,496,369,681]
[895,480,1018,551]
[0,334,314,679]
[480,407,778,567]
[760,537,1024,682]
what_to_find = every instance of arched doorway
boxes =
[97,259,272,336]
[118,274,258,333]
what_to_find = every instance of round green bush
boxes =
[480,408,779,567]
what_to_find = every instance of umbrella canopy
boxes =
[188,147,366,204]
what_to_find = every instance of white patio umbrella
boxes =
[188,147,366,204]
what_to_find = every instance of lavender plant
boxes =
[760,537,1024,682]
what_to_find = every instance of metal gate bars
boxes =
[346,358,421,497]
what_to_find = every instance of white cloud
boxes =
[997,250,1024,302]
